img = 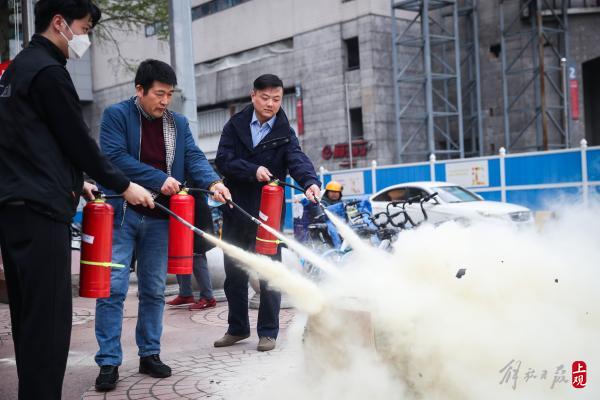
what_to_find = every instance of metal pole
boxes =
[580,139,588,206]
[561,0,571,148]
[371,160,377,193]
[464,5,475,156]
[531,0,542,149]
[319,166,325,189]
[345,82,353,168]
[453,1,465,158]
[560,58,570,147]
[390,1,403,163]
[500,1,511,152]
[423,0,435,157]
[442,42,451,153]
[499,147,507,202]
[168,0,199,139]
[21,0,34,47]
[429,153,436,181]
[536,0,549,151]
[12,0,20,53]
[472,0,484,156]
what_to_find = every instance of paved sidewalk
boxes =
[0,283,298,400]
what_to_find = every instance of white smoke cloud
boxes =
[221,204,600,399]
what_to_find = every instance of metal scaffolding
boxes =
[391,0,481,162]
[500,0,570,152]
[454,0,483,157]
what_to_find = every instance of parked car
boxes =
[370,181,533,226]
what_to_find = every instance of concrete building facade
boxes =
[475,0,600,155]
[83,0,600,171]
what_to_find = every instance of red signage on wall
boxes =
[569,79,580,120]
[567,63,579,120]
[295,85,304,135]
[0,60,11,79]
[296,98,304,135]
[323,140,370,160]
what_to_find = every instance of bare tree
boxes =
[94,0,169,71]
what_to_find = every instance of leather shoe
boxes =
[189,297,217,310]
[139,354,172,378]
[213,332,250,347]
[166,295,195,307]
[95,365,118,392]
[257,337,276,352]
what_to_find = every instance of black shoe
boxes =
[139,354,172,378]
[95,365,118,392]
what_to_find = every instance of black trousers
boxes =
[0,204,72,400]
[222,221,281,339]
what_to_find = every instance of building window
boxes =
[144,21,165,37]
[145,23,157,37]
[350,107,363,140]
[192,0,252,20]
[344,37,360,70]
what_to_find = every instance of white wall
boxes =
[91,0,412,91]
[91,25,170,91]
[192,0,405,63]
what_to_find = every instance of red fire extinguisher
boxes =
[255,182,284,255]
[79,199,115,298]
[168,190,195,274]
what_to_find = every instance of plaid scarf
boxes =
[134,96,176,177]
[124,97,178,215]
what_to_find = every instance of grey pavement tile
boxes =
[190,367,211,373]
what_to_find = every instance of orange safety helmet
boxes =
[325,181,343,192]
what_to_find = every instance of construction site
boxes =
[390,0,599,162]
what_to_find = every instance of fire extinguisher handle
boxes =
[185,187,215,196]
[271,179,325,205]
[270,179,306,193]
[268,179,326,210]
[91,190,123,200]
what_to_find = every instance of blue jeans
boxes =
[176,254,213,299]
[94,209,168,366]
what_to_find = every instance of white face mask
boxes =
[59,22,91,59]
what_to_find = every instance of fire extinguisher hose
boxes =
[186,187,284,245]
[186,183,322,232]
[153,202,206,236]
[91,189,288,244]
[270,179,326,210]
[90,190,339,275]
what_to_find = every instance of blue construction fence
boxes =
[283,141,600,231]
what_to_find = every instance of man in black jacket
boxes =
[0,1,152,398]
[215,74,320,352]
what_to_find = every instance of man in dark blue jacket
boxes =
[93,60,231,392]
[215,74,320,352]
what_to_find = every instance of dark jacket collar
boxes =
[231,105,292,151]
[29,34,67,66]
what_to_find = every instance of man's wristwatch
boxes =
[208,180,223,192]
